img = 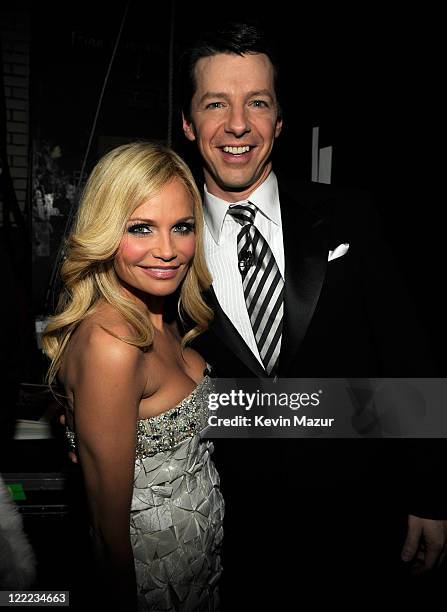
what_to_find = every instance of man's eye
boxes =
[206,102,224,109]
[127,223,152,235]
[251,100,268,108]
[173,222,195,234]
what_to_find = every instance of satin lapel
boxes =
[278,185,331,375]
[205,286,267,378]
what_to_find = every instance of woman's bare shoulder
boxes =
[66,304,144,375]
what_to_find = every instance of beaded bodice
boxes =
[135,375,212,459]
[65,375,213,460]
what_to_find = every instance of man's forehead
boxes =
[193,52,275,91]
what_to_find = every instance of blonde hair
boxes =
[42,141,213,385]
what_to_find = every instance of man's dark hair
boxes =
[180,21,281,122]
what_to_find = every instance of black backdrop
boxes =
[1,1,444,604]
[28,0,444,378]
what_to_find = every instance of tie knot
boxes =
[227,202,257,226]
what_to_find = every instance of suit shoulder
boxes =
[285,177,375,213]
[277,174,384,243]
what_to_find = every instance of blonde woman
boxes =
[42,142,224,611]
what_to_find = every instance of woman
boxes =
[42,142,224,611]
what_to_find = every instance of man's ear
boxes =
[182,112,196,142]
[275,117,283,138]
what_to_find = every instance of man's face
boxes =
[183,52,282,202]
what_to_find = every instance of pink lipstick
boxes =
[139,266,180,280]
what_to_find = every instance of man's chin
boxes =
[204,162,272,198]
[215,172,262,193]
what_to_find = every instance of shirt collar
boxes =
[203,171,280,244]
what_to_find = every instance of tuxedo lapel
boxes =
[200,178,332,379]
[278,185,331,375]
[205,286,267,378]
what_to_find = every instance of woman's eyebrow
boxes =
[127,216,195,223]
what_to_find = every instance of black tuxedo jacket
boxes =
[191,177,445,518]
[194,178,432,378]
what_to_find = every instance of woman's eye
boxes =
[127,223,152,235]
[173,222,195,234]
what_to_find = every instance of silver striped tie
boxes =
[228,202,284,374]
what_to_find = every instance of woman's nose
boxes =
[152,233,177,262]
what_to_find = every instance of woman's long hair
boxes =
[42,141,212,385]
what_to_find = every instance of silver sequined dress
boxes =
[66,374,224,611]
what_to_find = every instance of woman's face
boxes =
[114,178,196,298]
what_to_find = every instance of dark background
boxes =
[0,0,444,605]
[26,0,444,380]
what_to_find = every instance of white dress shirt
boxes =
[203,171,284,366]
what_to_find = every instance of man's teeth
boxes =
[222,145,250,154]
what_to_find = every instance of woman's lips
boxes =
[139,266,180,279]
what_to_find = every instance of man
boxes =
[180,21,446,606]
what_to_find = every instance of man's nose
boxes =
[224,105,250,136]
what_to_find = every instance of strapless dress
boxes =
[66,374,224,611]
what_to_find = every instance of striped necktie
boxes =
[227,202,284,375]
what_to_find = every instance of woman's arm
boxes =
[71,326,144,609]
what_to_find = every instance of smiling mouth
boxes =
[221,145,254,155]
[142,266,180,270]
[139,266,181,279]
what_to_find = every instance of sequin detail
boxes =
[136,376,213,460]
[65,427,76,453]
